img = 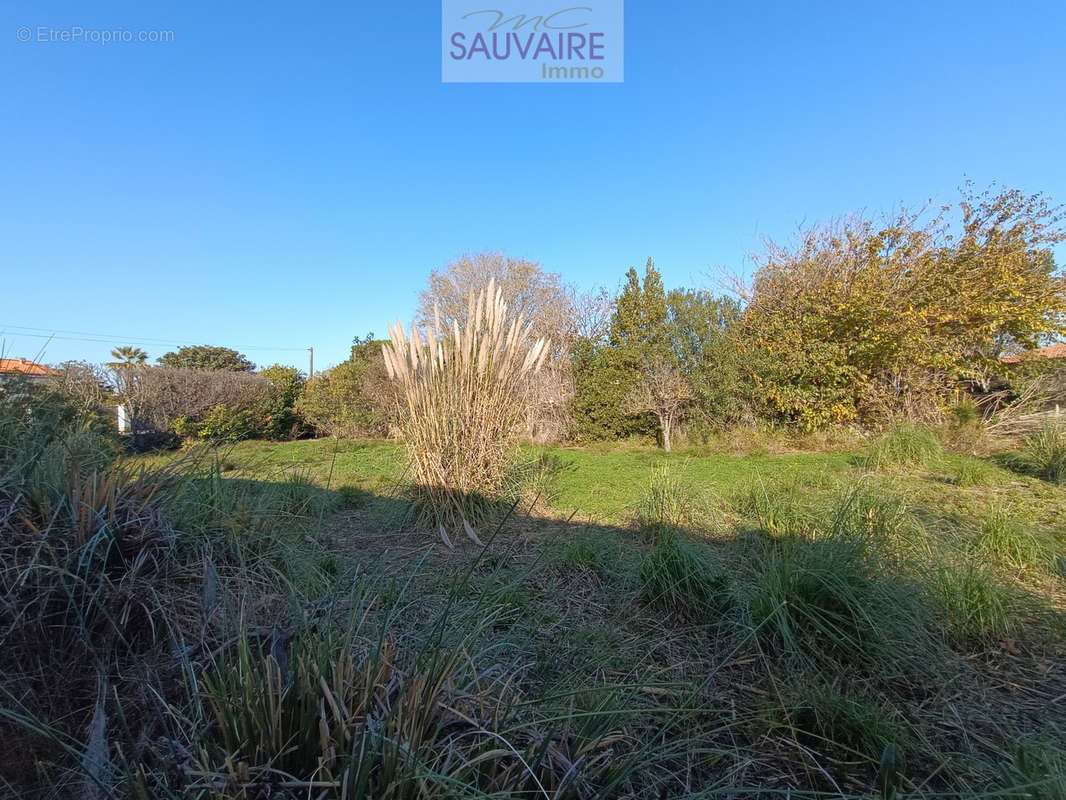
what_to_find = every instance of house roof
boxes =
[0,358,57,376]
[1000,343,1066,364]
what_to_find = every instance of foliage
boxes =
[297,335,392,438]
[258,363,308,440]
[157,344,256,371]
[118,366,272,436]
[108,345,147,366]
[740,186,1066,428]
[571,260,669,442]
[664,289,753,433]
[382,279,549,537]
[195,402,260,442]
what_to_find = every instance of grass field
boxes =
[7,427,1066,798]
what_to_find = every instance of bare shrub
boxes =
[382,279,548,540]
[47,360,110,414]
[115,366,271,431]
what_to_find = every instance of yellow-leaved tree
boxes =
[739,185,1065,428]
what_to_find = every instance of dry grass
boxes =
[382,279,549,542]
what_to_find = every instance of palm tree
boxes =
[109,346,148,367]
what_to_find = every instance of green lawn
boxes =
[147,437,1066,534]
[157,438,859,523]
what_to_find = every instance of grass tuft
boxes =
[750,534,936,671]
[1023,422,1066,485]
[766,681,907,770]
[634,464,720,537]
[935,564,1021,645]
[866,422,943,470]
[639,532,730,619]
[977,508,1049,570]
[950,455,1005,487]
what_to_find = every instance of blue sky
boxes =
[3,0,1065,370]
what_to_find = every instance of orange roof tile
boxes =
[1000,343,1066,364]
[0,358,57,376]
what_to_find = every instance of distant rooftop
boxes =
[1000,343,1066,364]
[0,358,57,376]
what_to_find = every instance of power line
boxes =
[0,324,308,352]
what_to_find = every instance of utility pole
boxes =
[308,347,313,380]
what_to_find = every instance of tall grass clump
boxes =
[382,280,548,541]
[639,532,731,620]
[1023,421,1066,484]
[866,422,943,470]
[750,534,938,672]
[951,455,1004,487]
[977,508,1049,570]
[935,564,1023,645]
[634,464,720,538]
[733,477,818,537]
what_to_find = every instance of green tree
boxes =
[108,346,148,367]
[665,289,752,431]
[572,259,670,441]
[158,345,255,372]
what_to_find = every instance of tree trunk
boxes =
[661,415,672,452]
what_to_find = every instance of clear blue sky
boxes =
[3,0,1065,370]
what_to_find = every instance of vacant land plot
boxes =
[6,429,1066,798]
[112,437,1066,797]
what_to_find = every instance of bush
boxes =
[381,279,548,538]
[195,403,259,442]
[297,344,392,439]
[639,532,730,619]
[866,423,943,470]
[121,366,272,435]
